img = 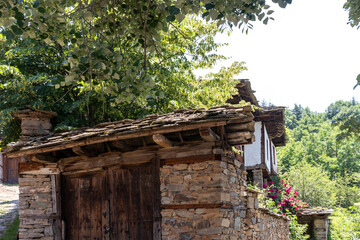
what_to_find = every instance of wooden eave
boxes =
[6,105,256,159]
[254,106,286,146]
[226,79,259,106]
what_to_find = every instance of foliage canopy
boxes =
[0,0,293,145]
[278,101,360,208]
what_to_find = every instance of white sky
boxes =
[214,0,360,112]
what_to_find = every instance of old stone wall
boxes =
[313,218,328,240]
[160,158,248,239]
[242,190,289,240]
[18,174,55,240]
[160,156,290,240]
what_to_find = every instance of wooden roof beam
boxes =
[152,134,174,148]
[72,146,96,157]
[111,141,134,152]
[199,128,220,142]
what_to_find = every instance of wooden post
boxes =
[51,174,63,240]
[153,156,161,239]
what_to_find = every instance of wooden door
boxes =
[2,154,20,184]
[62,172,109,240]
[62,161,160,240]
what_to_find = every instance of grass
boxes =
[0,215,19,240]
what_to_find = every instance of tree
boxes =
[282,162,337,207]
[0,0,290,99]
[278,103,360,207]
[343,1,360,91]
[344,0,360,28]
[0,16,250,146]
[0,0,293,145]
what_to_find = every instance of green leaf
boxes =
[354,74,360,89]
[3,30,14,40]
[11,25,23,35]
[33,0,40,8]
[84,11,93,21]
[258,13,265,21]
[166,15,175,22]
[15,11,24,21]
[205,3,215,10]
[3,19,13,28]
[263,17,269,25]
[278,0,287,8]
[202,12,210,17]
[216,12,224,20]
[44,38,52,45]
[75,32,82,39]
[168,6,180,15]
[38,7,46,13]
[267,10,274,15]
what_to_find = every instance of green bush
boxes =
[289,215,309,240]
[330,205,360,239]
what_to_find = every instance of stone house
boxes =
[6,105,290,240]
[227,80,286,188]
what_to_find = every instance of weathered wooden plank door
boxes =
[62,160,161,240]
[108,162,160,239]
[62,172,109,240]
[2,155,21,184]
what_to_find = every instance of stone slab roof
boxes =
[6,105,254,157]
[299,207,333,216]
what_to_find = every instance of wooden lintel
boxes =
[7,120,227,158]
[162,154,221,165]
[72,146,96,157]
[111,140,134,152]
[62,167,104,176]
[152,134,173,148]
[161,203,232,209]
[60,151,155,173]
[19,162,59,174]
[199,128,220,142]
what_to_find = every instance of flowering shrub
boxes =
[261,179,309,240]
[263,179,307,215]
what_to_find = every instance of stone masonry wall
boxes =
[160,156,290,240]
[161,157,251,240]
[242,190,289,240]
[314,218,329,240]
[18,174,55,240]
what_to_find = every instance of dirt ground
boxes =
[0,183,19,237]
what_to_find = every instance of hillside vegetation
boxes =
[277,101,360,239]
